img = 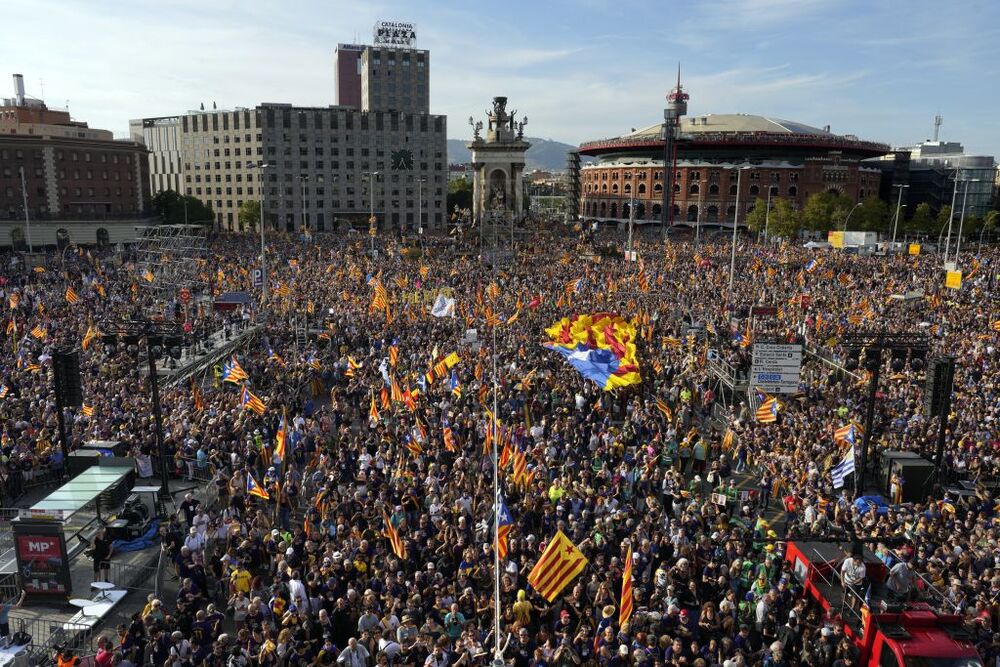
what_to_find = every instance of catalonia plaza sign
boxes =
[374,21,417,48]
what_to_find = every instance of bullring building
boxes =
[578,113,889,226]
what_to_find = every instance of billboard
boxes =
[374,21,416,48]
[14,524,72,596]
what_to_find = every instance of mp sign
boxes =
[750,343,803,394]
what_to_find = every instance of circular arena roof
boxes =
[579,113,889,158]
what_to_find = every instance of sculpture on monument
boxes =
[466,96,531,228]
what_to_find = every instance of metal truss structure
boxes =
[132,224,210,294]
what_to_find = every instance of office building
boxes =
[128,116,183,194]
[360,47,430,114]
[334,44,364,109]
[873,140,997,220]
[0,73,152,248]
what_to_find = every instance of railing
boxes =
[106,561,159,594]
[7,614,95,665]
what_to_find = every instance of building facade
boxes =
[176,108,264,230]
[129,116,183,194]
[872,140,996,220]
[578,114,888,225]
[334,44,364,109]
[0,74,152,247]
[259,103,446,232]
[360,47,429,114]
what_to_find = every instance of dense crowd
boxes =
[1,225,998,667]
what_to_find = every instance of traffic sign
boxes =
[178,288,191,304]
[750,343,803,394]
[252,268,264,288]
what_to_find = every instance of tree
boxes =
[852,197,890,232]
[238,200,261,232]
[745,200,768,233]
[151,189,214,226]
[447,178,473,215]
[801,192,853,232]
[906,202,934,233]
[768,198,803,239]
[936,205,952,231]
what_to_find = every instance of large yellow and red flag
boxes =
[528,530,588,602]
[619,546,634,627]
[382,510,407,559]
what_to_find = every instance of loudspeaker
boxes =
[923,357,955,419]
[880,451,935,503]
[52,349,83,408]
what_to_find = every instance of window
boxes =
[749,185,759,196]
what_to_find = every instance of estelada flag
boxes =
[620,545,634,627]
[382,509,407,559]
[246,473,270,500]
[528,530,588,602]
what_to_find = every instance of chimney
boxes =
[13,73,25,106]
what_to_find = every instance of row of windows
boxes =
[3,186,131,198]
[587,169,801,184]
[0,148,132,165]
[584,183,800,197]
[190,192,443,213]
[1,167,132,182]
[262,108,443,134]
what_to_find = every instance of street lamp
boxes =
[298,174,309,239]
[18,166,34,253]
[364,171,381,254]
[255,162,271,302]
[763,185,773,242]
[954,178,980,264]
[416,175,427,237]
[943,168,961,264]
[728,165,751,301]
[841,202,863,232]
[890,184,909,250]
[626,195,636,257]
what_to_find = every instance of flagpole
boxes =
[491,317,503,666]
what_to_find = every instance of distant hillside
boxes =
[447,137,584,172]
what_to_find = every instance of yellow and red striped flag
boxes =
[369,391,379,424]
[81,324,98,350]
[527,530,588,602]
[512,446,527,485]
[382,509,407,559]
[655,397,672,421]
[443,424,457,453]
[30,325,46,340]
[722,428,735,452]
[81,404,95,417]
[65,287,80,304]
[619,545,634,627]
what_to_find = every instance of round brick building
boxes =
[578,114,889,227]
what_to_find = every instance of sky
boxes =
[3,0,999,157]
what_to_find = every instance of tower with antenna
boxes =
[661,64,689,240]
[933,114,943,142]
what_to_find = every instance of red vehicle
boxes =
[784,541,983,667]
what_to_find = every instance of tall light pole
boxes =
[256,162,270,302]
[365,171,380,254]
[18,166,33,253]
[763,185,773,242]
[416,175,427,237]
[943,169,961,264]
[841,202,863,231]
[298,174,309,239]
[890,184,909,250]
[626,196,635,257]
[954,178,980,264]
[728,166,750,300]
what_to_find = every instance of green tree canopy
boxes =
[447,178,473,216]
[852,197,890,232]
[906,202,934,233]
[801,191,854,232]
[151,190,215,226]
[238,200,261,232]
[768,198,803,239]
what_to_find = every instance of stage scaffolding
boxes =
[132,224,210,294]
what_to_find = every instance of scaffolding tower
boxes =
[132,224,211,295]
[479,204,515,265]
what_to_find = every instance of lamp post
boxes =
[728,166,750,301]
[763,186,773,242]
[298,174,309,239]
[626,196,635,257]
[416,175,427,237]
[256,162,270,302]
[18,166,33,253]
[954,178,979,264]
[364,171,380,254]
[841,202,863,232]
[943,169,961,264]
[890,184,909,250]
[100,321,184,499]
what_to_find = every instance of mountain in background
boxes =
[447,137,585,172]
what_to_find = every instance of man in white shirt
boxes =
[336,638,370,667]
[840,553,867,590]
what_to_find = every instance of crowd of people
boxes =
[1,224,998,667]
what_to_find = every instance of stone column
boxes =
[512,163,525,218]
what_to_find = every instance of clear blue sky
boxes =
[3,0,998,157]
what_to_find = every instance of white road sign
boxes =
[750,343,803,394]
